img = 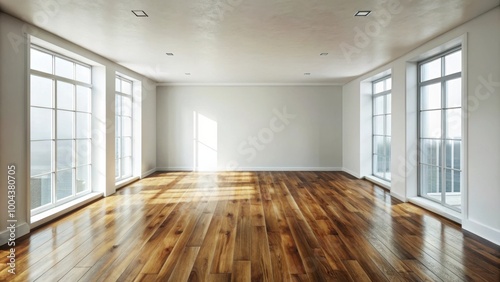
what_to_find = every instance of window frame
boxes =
[115,75,134,182]
[372,75,392,182]
[417,46,462,212]
[29,44,93,216]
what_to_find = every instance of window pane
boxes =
[420,164,441,195]
[56,169,74,200]
[445,170,461,208]
[446,78,461,108]
[115,95,121,116]
[31,49,52,73]
[115,138,121,159]
[31,75,53,108]
[373,116,384,135]
[420,139,441,166]
[57,110,74,139]
[386,94,391,114]
[31,107,53,140]
[76,86,91,112]
[31,141,53,176]
[385,137,391,158]
[420,110,441,138]
[122,80,132,95]
[420,83,441,110]
[57,140,74,170]
[122,116,132,137]
[31,174,52,209]
[115,77,121,92]
[445,169,461,194]
[373,136,384,156]
[115,159,120,178]
[75,64,91,84]
[453,141,461,170]
[446,109,461,139]
[421,58,441,82]
[57,81,75,110]
[385,157,391,181]
[386,115,391,136]
[373,96,384,115]
[122,96,132,117]
[386,78,392,90]
[76,139,91,166]
[123,137,132,157]
[445,50,461,76]
[374,80,385,94]
[445,140,461,169]
[115,116,121,136]
[122,157,132,177]
[373,155,385,178]
[76,165,90,193]
[76,113,91,139]
[55,57,74,79]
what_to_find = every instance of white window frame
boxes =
[372,75,392,182]
[115,75,134,182]
[417,46,462,212]
[29,45,93,216]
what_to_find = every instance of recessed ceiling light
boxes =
[304,73,311,75]
[132,10,148,17]
[320,53,328,56]
[355,11,371,17]
[185,73,191,75]
[166,53,174,56]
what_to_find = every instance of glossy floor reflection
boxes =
[0,171,498,281]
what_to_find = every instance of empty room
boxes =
[0,0,499,281]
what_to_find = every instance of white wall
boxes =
[141,81,157,177]
[342,7,500,244]
[157,85,342,171]
[342,82,361,177]
[0,12,157,245]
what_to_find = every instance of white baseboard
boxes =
[341,168,361,178]
[157,167,342,172]
[156,167,192,172]
[408,197,461,223]
[463,219,500,246]
[0,222,30,247]
[364,175,391,190]
[141,168,157,178]
[391,191,407,203]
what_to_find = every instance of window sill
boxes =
[116,176,140,190]
[408,197,462,224]
[31,192,103,229]
[364,175,391,190]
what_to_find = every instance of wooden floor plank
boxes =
[1,171,498,282]
[231,261,251,282]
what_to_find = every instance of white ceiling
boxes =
[1,0,498,84]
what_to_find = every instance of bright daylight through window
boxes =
[115,75,134,182]
[418,47,462,212]
[30,46,92,215]
[373,76,392,182]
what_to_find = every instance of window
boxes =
[30,46,92,215]
[115,76,134,182]
[372,76,392,181]
[418,47,462,211]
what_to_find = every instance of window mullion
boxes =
[53,76,58,206]
[441,57,446,205]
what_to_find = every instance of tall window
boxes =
[115,76,134,182]
[418,47,462,211]
[372,76,392,181]
[30,46,92,215]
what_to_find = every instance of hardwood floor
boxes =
[1,171,499,281]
